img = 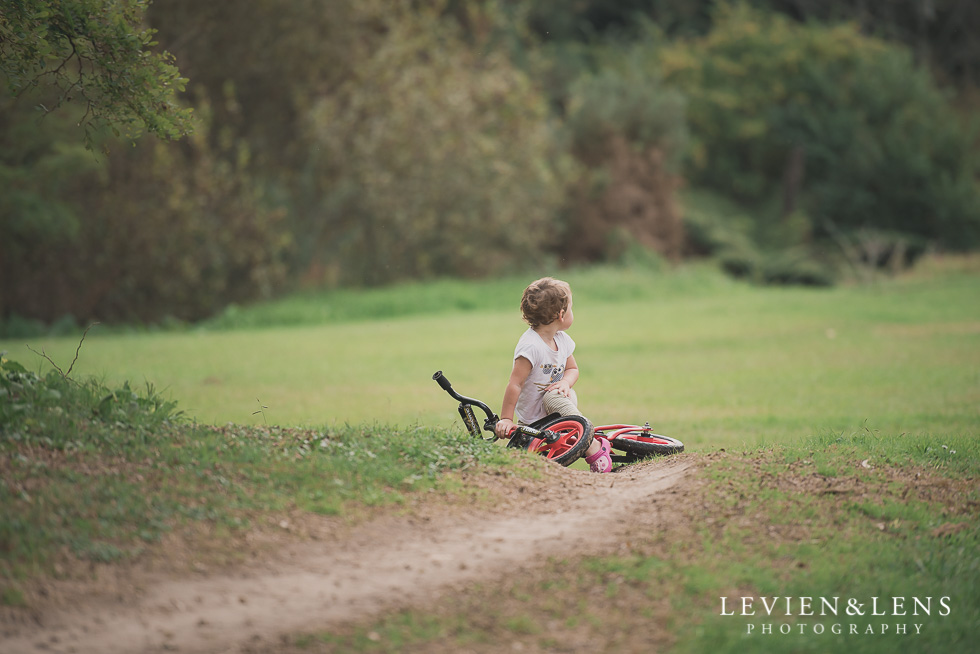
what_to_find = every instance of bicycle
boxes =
[432,370,683,467]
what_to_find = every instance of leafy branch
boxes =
[0,0,194,144]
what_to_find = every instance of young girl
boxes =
[493,277,613,473]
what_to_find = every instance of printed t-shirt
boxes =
[513,328,575,424]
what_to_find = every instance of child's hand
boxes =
[495,419,516,439]
[545,379,572,397]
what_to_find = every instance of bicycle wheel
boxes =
[604,428,684,460]
[524,415,594,467]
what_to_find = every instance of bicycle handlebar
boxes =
[432,370,453,392]
[432,370,560,444]
[431,371,495,416]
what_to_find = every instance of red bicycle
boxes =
[432,371,683,467]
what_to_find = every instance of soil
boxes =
[0,456,695,654]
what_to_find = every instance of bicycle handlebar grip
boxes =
[432,371,453,391]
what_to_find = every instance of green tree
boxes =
[0,81,287,325]
[304,2,573,285]
[146,0,357,163]
[523,0,980,92]
[660,4,980,250]
[0,0,192,142]
[145,0,380,276]
[560,59,688,262]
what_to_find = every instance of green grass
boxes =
[672,438,980,654]
[0,358,516,586]
[3,259,977,450]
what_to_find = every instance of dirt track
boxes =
[2,457,692,654]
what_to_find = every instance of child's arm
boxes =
[496,356,532,439]
[546,354,578,396]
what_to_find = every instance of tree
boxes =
[304,2,573,285]
[560,61,688,262]
[0,0,192,142]
[523,0,980,91]
[660,4,980,250]
[0,93,289,325]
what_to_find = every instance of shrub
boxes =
[0,91,289,324]
[560,60,688,262]
[0,357,181,452]
[679,189,757,257]
[565,61,688,164]
[718,246,761,281]
[302,2,572,285]
[760,250,835,287]
[659,4,980,251]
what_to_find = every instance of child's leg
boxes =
[542,388,581,417]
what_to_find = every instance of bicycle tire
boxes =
[604,429,684,459]
[524,415,594,467]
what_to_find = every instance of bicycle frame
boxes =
[596,423,654,437]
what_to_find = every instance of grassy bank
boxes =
[0,358,516,595]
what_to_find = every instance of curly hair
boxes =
[520,277,571,329]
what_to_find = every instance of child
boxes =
[493,277,613,473]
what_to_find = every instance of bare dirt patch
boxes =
[1,456,695,654]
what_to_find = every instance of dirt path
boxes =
[2,457,692,654]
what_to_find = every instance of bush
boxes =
[659,4,980,251]
[0,90,289,324]
[565,61,688,164]
[560,60,688,262]
[718,246,761,280]
[760,251,835,287]
[0,357,181,451]
[679,189,757,257]
[682,190,835,286]
[302,3,572,286]
[716,246,834,286]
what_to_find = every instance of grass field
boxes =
[4,258,978,450]
[1,256,978,652]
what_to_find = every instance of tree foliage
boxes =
[659,4,980,249]
[0,86,287,325]
[523,0,980,90]
[145,0,359,171]
[0,0,193,141]
[560,60,688,262]
[303,2,573,285]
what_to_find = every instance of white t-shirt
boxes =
[513,328,575,424]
